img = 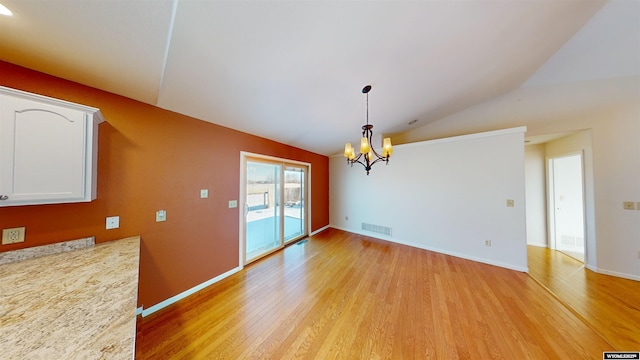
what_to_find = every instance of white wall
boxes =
[524,144,547,247]
[587,108,640,280]
[398,76,640,280]
[330,127,528,271]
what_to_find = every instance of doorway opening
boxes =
[240,153,310,265]
[547,152,586,262]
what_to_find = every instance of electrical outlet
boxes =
[2,227,25,245]
[506,199,514,207]
[484,239,492,247]
[623,201,635,210]
[106,216,120,229]
[228,200,237,208]
[200,189,208,199]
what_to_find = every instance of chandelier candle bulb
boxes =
[382,138,393,157]
[344,143,353,157]
[360,137,370,154]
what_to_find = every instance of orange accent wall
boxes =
[0,61,330,308]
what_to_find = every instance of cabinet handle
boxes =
[0,195,8,201]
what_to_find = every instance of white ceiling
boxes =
[524,0,640,88]
[2,0,634,156]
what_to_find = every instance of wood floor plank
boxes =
[137,229,615,359]
[527,245,640,351]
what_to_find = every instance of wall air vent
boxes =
[361,223,392,236]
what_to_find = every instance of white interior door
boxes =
[549,154,585,258]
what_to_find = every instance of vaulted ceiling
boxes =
[1,0,637,155]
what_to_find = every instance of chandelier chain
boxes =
[366,91,369,126]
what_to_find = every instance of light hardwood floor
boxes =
[136,229,617,359]
[527,245,640,351]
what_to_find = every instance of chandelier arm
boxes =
[368,156,388,167]
[370,145,384,159]
[350,158,371,171]
[347,153,364,165]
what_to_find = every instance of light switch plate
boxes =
[623,201,635,210]
[506,199,515,207]
[106,216,119,230]
[200,189,208,199]
[228,200,238,208]
[156,210,167,222]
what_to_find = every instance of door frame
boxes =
[546,151,587,260]
[239,151,311,266]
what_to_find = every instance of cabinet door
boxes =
[0,96,87,204]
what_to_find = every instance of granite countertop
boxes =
[0,236,140,359]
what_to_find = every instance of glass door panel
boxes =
[242,154,309,265]
[284,166,305,243]
[245,161,281,262]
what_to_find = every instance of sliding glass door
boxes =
[284,166,305,243]
[243,155,308,264]
[245,161,281,261]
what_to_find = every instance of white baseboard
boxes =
[388,233,528,273]
[140,225,330,317]
[310,225,330,236]
[141,266,243,317]
[587,265,640,281]
[330,225,528,273]
[527,242,548,248]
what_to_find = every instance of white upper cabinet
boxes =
[0,86,103,207]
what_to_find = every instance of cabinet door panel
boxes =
[1,97,86,203]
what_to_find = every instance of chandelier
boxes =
[343,85,392,175]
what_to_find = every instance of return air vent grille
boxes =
[361,223,392,236]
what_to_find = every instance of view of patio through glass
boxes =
[284,166,305,243]
[245,161,281,261]
[244,157,308,263]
